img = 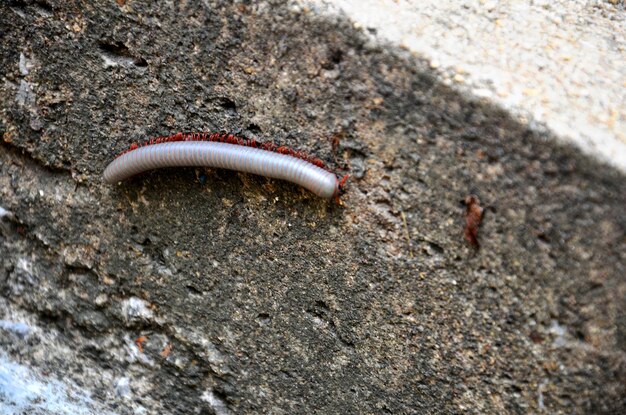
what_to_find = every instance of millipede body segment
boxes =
[103,132,348,200]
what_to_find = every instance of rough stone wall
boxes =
[1,1,624,414]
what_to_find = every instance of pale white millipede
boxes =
[103,132,349,201]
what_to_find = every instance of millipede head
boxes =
[333,174,350,204]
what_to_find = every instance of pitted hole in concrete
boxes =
[8,0,53,17]
[98,41,148,68]
[256,313,271,326]
[246,123,263,136]
[217,97,238,114]
[185,284,204,296]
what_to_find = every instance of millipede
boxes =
[103,132,349,201]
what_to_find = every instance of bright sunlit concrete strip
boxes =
[305,0,626,171]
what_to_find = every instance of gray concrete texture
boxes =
[0,0,624,414]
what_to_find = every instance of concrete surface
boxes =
[1,0,625,414]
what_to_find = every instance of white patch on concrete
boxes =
[537,379,548,411]
[101,54,120,68]
[549,320,568,347]
[0,353,116,415]
[16,258,34,280]
[114,377,131,398]
[16,80,35,107]
[0,320,31,337]
[173,327,233,377]
[19,52,34,76]
[201,389,231,415]
[121,297,154,323]
[0,206,13,219]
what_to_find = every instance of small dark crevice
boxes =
[217,97,238,113]
[33,0,52,13]
[315,299,330,311]
[98,41,131,57]
[306,301,355,348]
[279,370,295,379]
[8,0,53,15]
[322,48,344,69]
[0,139,74,177]
[246,123,262,135]
[414,237,445,257]
[98,41,148,68]
[64,263,96,277]
[185,284,203,295]
[426,240,444,254]
[208,386,233,412]
[256,312,271,325]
